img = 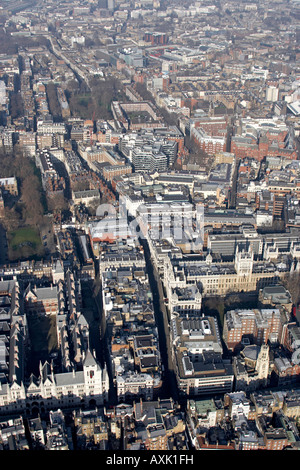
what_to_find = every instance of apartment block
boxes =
[223,308,283,352]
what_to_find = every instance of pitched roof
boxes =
[83,348,98,368]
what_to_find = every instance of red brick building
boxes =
[263,429,289,450]
[143,32,168,45]
[190,116,228,156]
[223,308,282,352]
[230,128,297,162]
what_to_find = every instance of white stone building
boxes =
[0,349,109,416]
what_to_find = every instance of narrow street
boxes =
[140,238,180,402]
[85,276,118,405]
[88,236,180,405]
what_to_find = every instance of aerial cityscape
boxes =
[0,0,299,453]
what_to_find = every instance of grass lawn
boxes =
[9,226,41,249]
[8,226,43,260]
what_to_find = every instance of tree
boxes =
[10,92,24,119]
[65,79,80,94]
[2,206,22,232]
[0,147,46,228]
[134,82,155,104]
[283,272,300,305]
[184,135,211,170]
[46,193,69,214]
[46,83,62,120]
[21,174,44,226]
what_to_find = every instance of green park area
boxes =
[69,93,94,119]
[8,226,43,260]
[66,76,126,121]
